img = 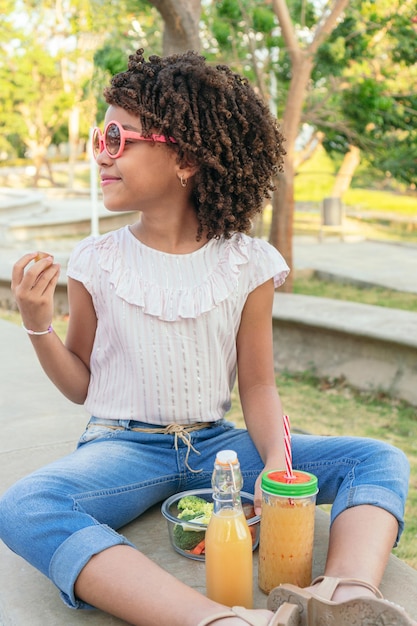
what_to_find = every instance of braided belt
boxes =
[88,421,211,472]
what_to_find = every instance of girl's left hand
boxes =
[254,471,269,516]
[254,463,285,516]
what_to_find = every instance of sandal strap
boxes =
[233,606,270,625]
[197,604,300,626]
[233,605,300,626]
[311,576,384,600]
[196,611,235,626]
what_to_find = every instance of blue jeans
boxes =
[0,417,410,609]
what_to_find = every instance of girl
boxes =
[0,49,413,626]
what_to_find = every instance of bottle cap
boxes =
[216,450,238,465]
[261,469,318,497]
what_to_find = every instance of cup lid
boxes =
[261,469,318,497]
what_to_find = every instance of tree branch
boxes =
[271,0,301,63]
[309,0,350,55]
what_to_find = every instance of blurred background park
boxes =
[1,0,416,566]
[1,0,416,262]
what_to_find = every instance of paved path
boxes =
[3,235,417,285]
[293,236,417,293]
[1,194,417,294]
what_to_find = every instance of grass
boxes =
[291,210,417,245]
[2,306,417,569]
[295,146,416,216]
[293,274,417,312]
[344,188,417,217]
[293,146,417,244]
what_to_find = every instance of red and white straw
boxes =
[283,414,295,480]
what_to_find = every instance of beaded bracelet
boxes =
[22,323,53,336]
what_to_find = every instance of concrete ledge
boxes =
[6,212,138,242]
[0,188,43,213]
[1,506,417,625]
[273,293,417,406]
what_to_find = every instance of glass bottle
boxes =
[205,449,253,608]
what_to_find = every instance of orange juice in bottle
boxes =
[205,450,253,608]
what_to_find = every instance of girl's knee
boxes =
[377,441,409,475]
[0,477,40,532]
[366,441,410,497]
[0,473,66,543]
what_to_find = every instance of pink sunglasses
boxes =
[92,120,177,159]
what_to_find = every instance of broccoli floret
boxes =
[173,524,206,551]
[177,494,208,512]
[177,495,213,524]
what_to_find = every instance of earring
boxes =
[179,175,188,188]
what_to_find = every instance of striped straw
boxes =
[283,414,295,480]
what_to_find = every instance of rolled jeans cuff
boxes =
[49,524,135,609]
[331,484,405,546]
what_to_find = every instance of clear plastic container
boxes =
[161,488,260,562]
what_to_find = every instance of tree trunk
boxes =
[31,151,54,187]
[148,0,201,55]
[331,145,360,198]
[270,0,351,292]
[269,54,314,291]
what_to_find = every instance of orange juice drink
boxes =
[205,508,253,608]
[258,470,318,594]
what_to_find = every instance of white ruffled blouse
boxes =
[67,226,289,424]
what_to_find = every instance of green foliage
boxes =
[372,138,417,186]
[286,0,316,29]
[314,31,367,81]
[307,0,417,186]
[211,19,232,49]
[390,14,417,66]
[204,0,416,187]
[252,6,275,34]
[1,0,415,191]
[216,0,241,22]
[93,42,133,121]
[342,79,390,128]
[0,40,71,162]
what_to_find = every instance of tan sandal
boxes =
[197,602,300,625]
[267,575,417,625]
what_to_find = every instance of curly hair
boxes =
[104,48,286,240]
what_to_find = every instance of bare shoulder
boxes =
[241,278,275,324]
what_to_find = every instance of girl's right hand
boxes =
[11,252,61,333]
